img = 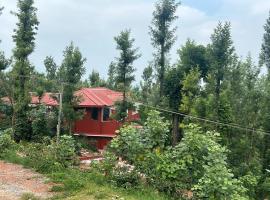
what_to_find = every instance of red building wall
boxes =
[73,107,120,137]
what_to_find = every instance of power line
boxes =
[136,102,270,136]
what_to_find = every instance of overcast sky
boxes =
[1,0,270,82]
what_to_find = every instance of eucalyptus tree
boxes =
[140,64,153,103]
[207,22,235,122]
[59,42,86,133]
[44,56,57,80]
[114,30,140,121]
[260,11,270,175]
[89,70,106,87]
[150,0,180,101]
[11,0,39,141]
[107,62,116,89]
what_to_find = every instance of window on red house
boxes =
[91,108,98,120]
[103,107,110,121]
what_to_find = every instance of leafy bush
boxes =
[96,152,141,189]
[30,106,57,141]
[109,117,248,199]
[110,125,144,163]
[111,165,141,189]
[22,135,77,173]
[152,124,247,198]
[74,136,98,153]
[109,110,169,163]
[48,135,77,167]
[0,128,17,155]
[260,177,270,199]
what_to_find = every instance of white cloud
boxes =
[0,0,269,82]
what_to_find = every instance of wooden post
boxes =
[56,83,63,144]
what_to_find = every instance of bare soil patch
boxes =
[0,161,54,200]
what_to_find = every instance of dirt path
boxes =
[0,161,54,200]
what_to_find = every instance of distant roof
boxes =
[1,93,58,106]
[1,88,122,107]
[75,88,122,107]
[31,93,58,106]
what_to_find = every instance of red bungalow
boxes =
[73,87,136,149]
[1,87,139,149]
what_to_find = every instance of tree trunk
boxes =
[159,44,165,102]
[172,113,182,146]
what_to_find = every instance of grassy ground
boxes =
[2,150,170,200]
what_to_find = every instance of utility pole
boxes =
[56,83,63,144]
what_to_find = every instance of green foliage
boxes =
[44,56,57,80]
[12,0,39,142]
[30,106,48,140]
[114,30,140,90]
[0,128,17,155]
[260,177,270,199]
[110,110,169,161]
[113,30,140,121]
[89,70,106,87]
[180,68,201,114]
[59,42,86,132]
[48,135,77,167]
[111,165,141,189]
[150,0,180,98]
[140,64,153,103]
[260,11,270,70]
[142,110,170,149]
[28,106,57,141]
[107,62,116,89]
[110,120,248,199]
[178,39,209,78]
[110,125,144,162]
[21,135,77,173]
[0,51,10,71]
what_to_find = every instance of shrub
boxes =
[0,128,16,155]
[22,142,62,173]
[111,165,141,189]
[48,135,77,167]
[109,125,144,163]
[109,110,170,163]
[22,135,77,173]
[260,177,270,199]
[30,106,57,141]
[97,152,141,189]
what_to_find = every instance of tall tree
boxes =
[89,70,100,87]
[260,11,270,70]
[164,40,208,145]
[107,62,116,89]
[260,11,270,175]
[207,22,234,122]
[59,42,86,133]
[179,39,209,79]
[0,52,9,72]
[150,0,180,101]
[114,30,140,120]
[11,0,39,141]
[140,64,153,103]
[89,70,106,87]
[0,6,10,76]
[44,56,57,80]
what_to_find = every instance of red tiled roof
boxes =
[75,88,122,107]
[1,93,58,106]
[1,88,122,107]
[31,93,58,106]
